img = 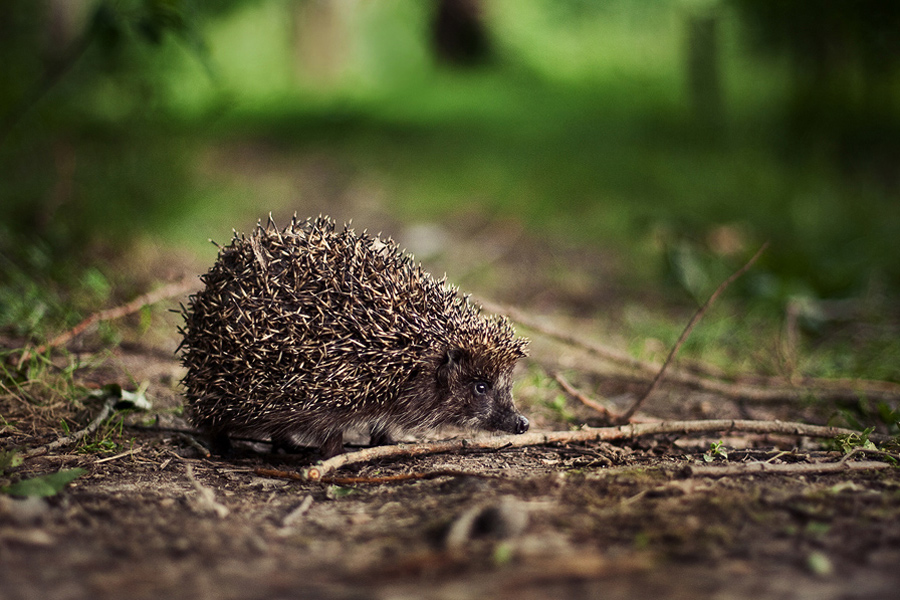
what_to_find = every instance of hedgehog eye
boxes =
[473,381,490,395]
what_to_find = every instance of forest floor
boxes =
[2,145,900,600]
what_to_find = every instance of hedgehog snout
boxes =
[491,409,529,435]
[514,415,529,434]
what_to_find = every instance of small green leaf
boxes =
[493,542,514,565]
[807,551,833,576]
[703,440,728,462]
[0,450,23,473]
[326,485,357,498]
[668,241,712,302]
[2,468,87,497]
[828,481,863,494]
[831,427,877,454]
[805,521,831,537]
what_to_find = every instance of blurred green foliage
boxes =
[732,0,900,147]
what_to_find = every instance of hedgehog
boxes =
[178,215,529,458]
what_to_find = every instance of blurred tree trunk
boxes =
[432,0,491,66]
[685,11,723,132]
[291,0,352,86]
[732,0,900,182]
[45,0,92,60]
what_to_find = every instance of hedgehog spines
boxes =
[179,215,529,454]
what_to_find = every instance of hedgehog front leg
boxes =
[369,424,396,447]
[208,430,233,456]
[320,431,344,458]
[270,434,306,454]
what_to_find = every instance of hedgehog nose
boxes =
[514,415,529,434]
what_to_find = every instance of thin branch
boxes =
[17,275,197,366]
[478,298,652,374]
[256,467,499,485]
[280,495,314,529]
[185,463,229,518]
[618,243,769,422]
[25,397,117,458]
[480,306,900,405]
[175,433,212,459]
[552,372,662,424]
[0,30,94,147]
[552,372,618,420]
[94,445,144,464]
[684,459,893,478]
[840,447,900,463]
[300,419,892,481]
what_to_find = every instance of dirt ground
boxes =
[2,151,900,600]
[3,367,899,600]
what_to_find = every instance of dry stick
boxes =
[618,243,769,422]
[298,419,892,481]
[94,445,144,464]
[185,463,229,518]
[256,467,500,485]
[840,447,900,463]
[552,372,618,419]
[280,495,315,529]
[24,397,117,458]
[684,460,892,478]
[478,298,651,374]
[0,26,94,147]
[482,301,900,405]
[16,275,197,366]
[552,371,661,424]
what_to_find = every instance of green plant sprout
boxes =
[703,440,728,462]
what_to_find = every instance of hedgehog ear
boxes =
[436,348,464,387]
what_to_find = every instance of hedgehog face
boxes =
[436,348,529,435]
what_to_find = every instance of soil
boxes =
[3,387,899,600]
[2,149,900,600]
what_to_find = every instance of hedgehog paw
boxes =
[369,425,396,447]
[320,432,344,458]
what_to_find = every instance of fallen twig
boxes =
[479,298,651,373]
[618,243,768,422]
[684,459,893,478]
[256,467,499,485]
[552,372,618,420]
[0,21,94,147]
[552,371,661,424]
[185,463,229,518]
[174,433,212,458]
[840,447,900,463]
[299,419,892,481]
[25,397,117,458]
[479,301,900,403]
[16,275,197,366]
[279,495,314,529]
[94,445,144,464]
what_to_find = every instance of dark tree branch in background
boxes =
[0,26,93,147]
[15,275,197,367]
[25,396,117,457]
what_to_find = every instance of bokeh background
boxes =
[2,0,899,382]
